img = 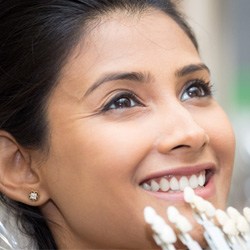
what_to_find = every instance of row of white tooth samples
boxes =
[144,187,250,250]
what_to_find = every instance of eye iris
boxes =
[115,97,132,108]
[187,86,203,97]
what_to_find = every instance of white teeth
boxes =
[142,183,151,191]
[141,171,207,192]
[198,171,206,186]
[179,176,189,191]
[151,180,160,192]
[169,177,179,191]
[189,175,198,189]
[159,178,170,191]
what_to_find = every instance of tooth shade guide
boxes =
[227,206,242,221]
[167,205,204,250]
[143,206,177,249]
[167,206,180,224]
[222,219,239,236]
[236,216,250,233]
[144,206,241,249]
[215,209,230,226]
[144,206,157,224]
[143,188,250,250]
[224,206,250,235]
[175,215,193,233]
[203,200,216,218]
[183,186,196,203]
[243,207,250,222]
[192,196,208,213]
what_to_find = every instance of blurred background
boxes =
[182,0,250,209]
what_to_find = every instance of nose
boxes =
[156,105,209,154]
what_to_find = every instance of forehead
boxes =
[61,10,200,88]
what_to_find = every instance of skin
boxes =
[30,10,235,249]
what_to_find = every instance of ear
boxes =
[0,131,49,206]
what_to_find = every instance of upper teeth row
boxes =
[141,171,206,192]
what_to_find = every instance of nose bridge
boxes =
[157,102,208,153]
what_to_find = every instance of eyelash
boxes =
[101,92,143,112]
[180,79,213,101]
[101,79,213,112]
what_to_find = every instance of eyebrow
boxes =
[84,71,153,97]
[84,63,210,97]
[175,63,210,78]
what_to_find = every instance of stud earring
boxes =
[29,191,39,201]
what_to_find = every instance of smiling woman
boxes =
[0,0,235,249]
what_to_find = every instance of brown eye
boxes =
[111,96,135,109]
[103,92,143,111]
[181,80,212,101]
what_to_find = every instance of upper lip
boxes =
[138,163,216,185]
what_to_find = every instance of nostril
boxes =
[171,144,190,150]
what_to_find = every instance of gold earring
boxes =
[29,191,39,201]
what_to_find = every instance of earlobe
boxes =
[0,131,49,206]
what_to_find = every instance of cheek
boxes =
[207,108,235,164]
[45,119,155,209]
[43,121,157,248]
[45,115,156,203]
[202,106,235,206]
[194,103,235,162]
[73,120,153,173]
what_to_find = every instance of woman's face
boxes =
[39,10,235,249]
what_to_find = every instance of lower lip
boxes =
[142,175,215,202]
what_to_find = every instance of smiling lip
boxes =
[139,163,216,201]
